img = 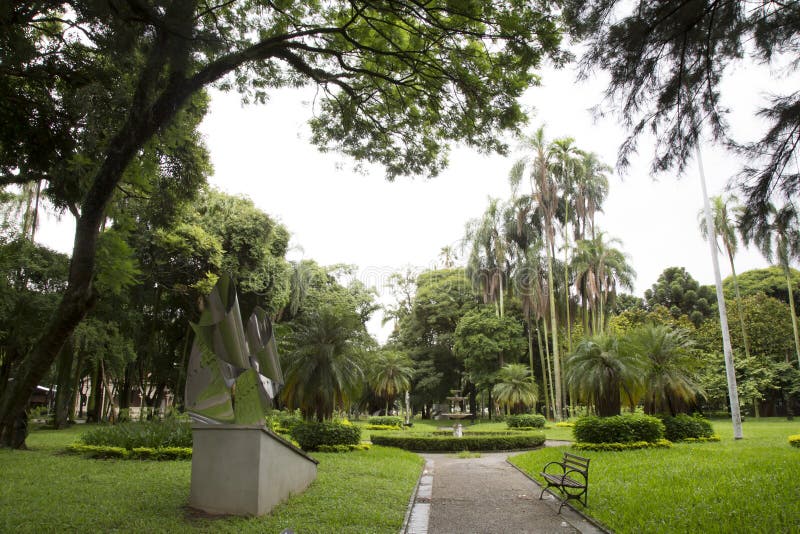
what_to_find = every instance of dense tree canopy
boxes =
[644,267,715,326]
[724,267,800,310]
[0,1,569,446]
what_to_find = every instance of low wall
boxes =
[189,424,318,516]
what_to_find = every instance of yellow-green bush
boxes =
[573,439,672,451]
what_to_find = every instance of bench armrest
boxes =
[562,467,588,485]
[541,460,566,476]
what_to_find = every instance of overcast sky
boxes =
[192,56,789,342]
[35,49,791,343]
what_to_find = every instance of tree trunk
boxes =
[785,269,800,369]
[546,250,563,421]
[526,315,535,380]
[87,362,104,423]
[53,337,75,429]
[728,255,752,360]
[536,325,551,420]
[697,145,743,439]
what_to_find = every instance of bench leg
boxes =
[538,484,550,501]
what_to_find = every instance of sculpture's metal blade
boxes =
[233,369,272,425]
[185,326,236,424]
[184,276,285,426]
[246,307,284,388]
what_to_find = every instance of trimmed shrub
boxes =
[368,416,403,427]
[573,414,665,444]
[370,432,545,452]
[506,414,546,429]
[684,436,720,443]
[66,444,129,459]
[660,414,714,442]
[365,424,401,431]
[316,443,372,453]
[789,434,800,448]
[266,409,303,434]
[573,439,672,451]
[290,420,362,451]
[555,422,575,428]
[66,443,192,460]
[431,429,539,436]
[80,418,192,449]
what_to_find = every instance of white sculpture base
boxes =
[189,424,318,516]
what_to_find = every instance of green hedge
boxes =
[684,436,720,443]
[660,414,714,442]
[290,420,362,451]
[431,429,539,436]
[316,443,372,453]
[80,419,192,449]
[66,443,192,460]
[573,414,665,444]
[370,432,545,452]
[365,424,401,431]
[573,439,672,451]
[367,416,403,427]
[506,414,546,429]
[789,434,800,448]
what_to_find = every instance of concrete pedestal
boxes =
[189,424,318,516]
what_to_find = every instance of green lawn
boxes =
[509,418,800,534]
[1,425,423,533]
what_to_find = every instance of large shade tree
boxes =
[741,203,800,369]
[563,1,800,223]
[0,2,568,446]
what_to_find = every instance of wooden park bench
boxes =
[538,452,590,513]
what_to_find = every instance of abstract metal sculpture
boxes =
[185,276,283,425]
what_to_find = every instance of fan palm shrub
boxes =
[626,323,704,416]
[493,363,538,414]
[566,334,645,416]
[282,305,365,421]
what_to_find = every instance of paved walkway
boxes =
[403,447,605,534]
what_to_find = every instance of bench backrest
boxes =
[563,452,590,474]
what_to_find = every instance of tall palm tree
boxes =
[741,203,800,368]
[626,323,704,416]
[510,126,564,420]
[512,239,554,419]
[574,152,610,241]
[493,363,538,414]
[370,350,413,415]
[552,137,580,357]
[464,197,509,318]
[698,194,751,360]
[572,232,635,334]
[438,246,457,269]
[565,334,645,417]
[282,305,365,421]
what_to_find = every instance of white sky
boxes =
[37,53,792,344]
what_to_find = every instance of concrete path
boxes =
[403,449,605,534]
